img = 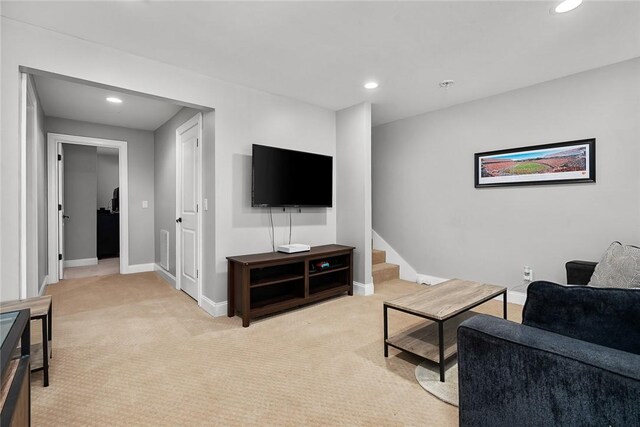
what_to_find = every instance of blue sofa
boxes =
[457,281,640,426]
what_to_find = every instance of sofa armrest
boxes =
[458,315,640,427]
[566,260,597,285]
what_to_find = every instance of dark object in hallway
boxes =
[97,210,119,259]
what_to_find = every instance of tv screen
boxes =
[252,144,333,207]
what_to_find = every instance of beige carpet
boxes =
[32,274,521,426]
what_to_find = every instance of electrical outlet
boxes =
[142,200,148,209]
[523,266,533,282]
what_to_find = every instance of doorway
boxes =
[47,133,129,283]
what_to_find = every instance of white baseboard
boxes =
[505,290,527,306]
[123,263,155,274]
[491,291,526,306]
[154,263,176,286]
[200,295,228,317]
[39,275,48,296]
[64,257,98,268]
[353,281,374,296]
[416,274,449,285]
[416,273,527,306]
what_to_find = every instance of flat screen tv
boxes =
[252,144,333,207]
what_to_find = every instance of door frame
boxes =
[175,113,203,306]
[47,133,129,283]
[19,73,41,298]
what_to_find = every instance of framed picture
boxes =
[474,138,596,188]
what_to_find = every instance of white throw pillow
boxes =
[588,241,640,288]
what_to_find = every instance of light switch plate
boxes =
[204,198,209,211]
[142,200,148,209]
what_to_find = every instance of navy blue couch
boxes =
[457,281,640,426]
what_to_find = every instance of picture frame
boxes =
[474,138,596,188]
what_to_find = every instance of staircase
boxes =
[372,249,400,284]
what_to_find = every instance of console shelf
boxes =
[227,244,354,327]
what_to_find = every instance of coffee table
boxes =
[383,279,506,382]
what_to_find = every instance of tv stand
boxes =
[227,244,354,327]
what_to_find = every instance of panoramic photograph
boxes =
[480,146,588,178]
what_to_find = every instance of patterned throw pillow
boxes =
[588,241,640,288]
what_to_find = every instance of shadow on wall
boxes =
[231,152,328,228]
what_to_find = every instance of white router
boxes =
[277,243,311,254]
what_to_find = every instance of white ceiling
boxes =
[5,1,640,126]
[34,75,183,131]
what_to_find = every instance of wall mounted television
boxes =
[252,144,333,207]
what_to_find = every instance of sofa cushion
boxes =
[522,281,640,355]
[588,241,640,288]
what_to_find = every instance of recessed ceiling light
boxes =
[364,82,379,90]
[552,0,582,14]
[106,97,123,104]
[439,80,455,88]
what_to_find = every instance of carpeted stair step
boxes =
[372,249,386,265]
[373,262,400,284]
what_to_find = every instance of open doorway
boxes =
[47,133,129,282]
[56,143,122,280]
[21,68,212,307]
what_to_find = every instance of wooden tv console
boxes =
[227,244,355,327]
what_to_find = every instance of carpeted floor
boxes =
[32,273,522,426]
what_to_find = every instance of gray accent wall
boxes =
[45,117,155,266]
[336,103,373,285]
[372,58,640,288]
[153,107,201,276]
[63,144,97,261]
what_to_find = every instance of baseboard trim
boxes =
[505,290,527,306]
[417,273,527,306]
[39,275,48,296]
[154,263,176,286]
[200,295,228,317]
[124,263,155,274]
[353,281,374,296]
[64,257,98,268]
[416,274,449,285]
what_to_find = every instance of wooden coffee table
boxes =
[383,279,506,382]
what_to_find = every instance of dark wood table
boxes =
[1,295,52,387]
[383,279,506,382]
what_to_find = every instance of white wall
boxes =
[1,18,336,304]
[97,148,119,210]
[62,144,97,261]
[336,103,373,289]
[45,117,155,266]
[372,58,640,289]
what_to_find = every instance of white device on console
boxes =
[277,243,311,254]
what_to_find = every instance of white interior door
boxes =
[58,143,65,279]
[176,115,201,301]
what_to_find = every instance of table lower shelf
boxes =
[11,341,51,371]
[30,342,52,371]
[385,310,478,363]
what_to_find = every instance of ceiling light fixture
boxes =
[552,0,582,14]
[439,80,455,88]
[364,81,379,90]
[106,97,123,104]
